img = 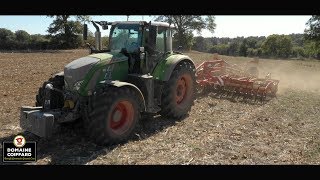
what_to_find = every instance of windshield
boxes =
[109,24,142,53]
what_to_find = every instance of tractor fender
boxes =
[152,54,195,81]
[99,80,146,111]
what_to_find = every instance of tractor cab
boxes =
[82,21,176,113]
[83,21,174,74]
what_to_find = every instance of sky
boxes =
[0,15,311,38]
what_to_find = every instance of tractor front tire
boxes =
[160,61,196,119]
[83,87,140,145]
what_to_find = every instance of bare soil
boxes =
[0,49,319,165]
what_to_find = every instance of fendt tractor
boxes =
[20,21,197,145]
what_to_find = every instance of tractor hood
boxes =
[64,52,127,91]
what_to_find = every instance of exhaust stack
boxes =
[95,31,102,51]
[92,21,102,51]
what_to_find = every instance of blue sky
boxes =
[0,15,311,38]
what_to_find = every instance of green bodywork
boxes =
[77,51,193,96]
[78,52,128,96]
[152,53,193,81]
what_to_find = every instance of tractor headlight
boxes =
[73,80,83,91]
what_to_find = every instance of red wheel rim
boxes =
[176,75,189,104]
[108,100,134,135]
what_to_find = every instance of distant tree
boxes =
[209,44,229,55]
[304,41,320,59]
[277,35,293,58]
[0,28,16,49]
[85,29,109,49]
[256,37,266,48]
[305,15,320,42]
[228,41,240,56]
[256,48,263,57]
[15,30,30,42]
[304,15,320,59]
[246,36,258,49]
[193,36,208,52]
[30,34,50,50]
[30,34,48,43]
[208,37,219,46]
[247,48,257,57]
[0,28,15,41]
[292,46,305,58]
[262,34,293,58]
[239,39,248,57]
[102,36,109,49]
[155,15,216,50]
[262,35,277,57]
[289,33,304,47]
[184,32,195,51]
[47,15,90,49]
[86,30,96,48]
[217,37,231,45]
[15,30,31,49]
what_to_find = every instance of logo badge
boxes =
[2,134,37,162]
[13,135,26,148]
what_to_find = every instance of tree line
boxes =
[0,28,108,50]
[160,15,320,60]
[0,15,107,51]
[1,15,320,60]
[190,33,320,59]
[1,27,316,59]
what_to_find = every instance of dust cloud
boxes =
[257,60,320,95]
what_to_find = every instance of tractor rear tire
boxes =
[35,76,64,109]
[160,61,196,119]
[83,87,140,145]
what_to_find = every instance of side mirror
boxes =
[83,24,88,40]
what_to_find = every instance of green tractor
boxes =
[20,21,196,145]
